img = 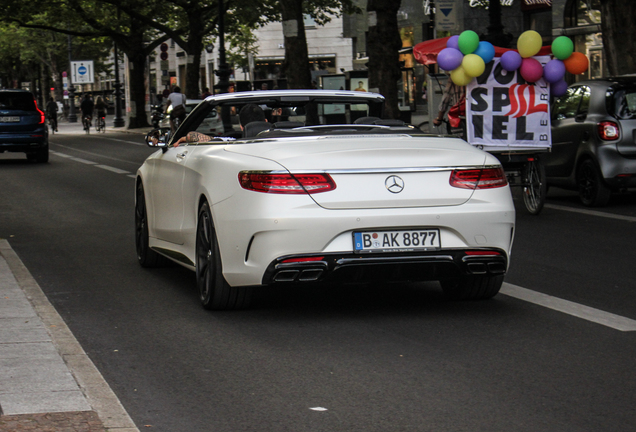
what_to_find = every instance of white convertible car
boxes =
[136,90,515,310]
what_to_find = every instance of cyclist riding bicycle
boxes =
[95,97,107,131]
[80,94,94,130]
[45,98,58,132]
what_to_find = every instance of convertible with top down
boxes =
[135,90,515,310]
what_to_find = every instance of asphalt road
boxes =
[1,128,635,432]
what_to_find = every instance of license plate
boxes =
[0,117,20,122]
[353,229,441,253]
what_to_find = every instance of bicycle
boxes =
[48,117,57,134]
[83,115,92,134]
[95,115,106,133]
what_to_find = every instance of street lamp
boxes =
[67,34,77,123]
[215,0,231,95]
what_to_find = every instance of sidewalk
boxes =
[0,240,138,432]
[52,118,152,136]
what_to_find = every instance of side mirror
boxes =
[145,128,171,148]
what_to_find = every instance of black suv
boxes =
[545,76,636,206]
[0,90,49,163]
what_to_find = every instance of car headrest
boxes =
[274,121,305,129]
[243,121,271,138]
[353,116,381,124]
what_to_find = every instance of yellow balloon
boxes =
[517,30,542,58]
[451,66,472,86]
[462,54,486,77]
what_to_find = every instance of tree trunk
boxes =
[600,0,636,76]
[280,0,312,89]
[127,50,150,129]
[367,0,402,119]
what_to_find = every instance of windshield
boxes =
[0,92,36,111]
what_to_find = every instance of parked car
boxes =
[159,99,224,135]
[545,76,636,206]
[0,89,49,163]
[136,90,515,310]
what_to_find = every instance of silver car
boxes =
[546,76,636,206]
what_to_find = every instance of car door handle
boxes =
[176,151,188,161]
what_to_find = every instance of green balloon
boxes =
[552,36,574,60]
[458,30,480,55]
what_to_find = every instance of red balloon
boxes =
[520,58,543,83]
[563,52,589,75]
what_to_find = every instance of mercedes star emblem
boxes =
[385,175,405,193]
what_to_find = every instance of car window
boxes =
[552,87,582,121]
[578,86,591,115]
[613,87,636,120]
[0,93,36,111]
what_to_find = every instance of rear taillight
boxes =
[239,172,336,194]
[34,100,45,124]
[598,121,619,140]
[449,167,508,189]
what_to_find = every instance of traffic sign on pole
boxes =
[71,61,95,84]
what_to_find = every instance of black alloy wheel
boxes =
[135,182,167,267]
[522,158,547,215]
[577,159,611,207]
[440,274,504,300]
[196,201,252,310]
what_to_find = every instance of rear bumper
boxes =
[263,248,508,285]
[0,131,48,153]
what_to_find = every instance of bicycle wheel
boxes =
[521,157,546,215]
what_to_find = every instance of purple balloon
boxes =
[437,48,464,71]
[543,59,566,83]
[447,35,460,50]
[500,51,523,72]
[551,79,568,97]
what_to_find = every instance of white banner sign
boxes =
[467,56,551,149]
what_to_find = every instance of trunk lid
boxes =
[226,135,491,209]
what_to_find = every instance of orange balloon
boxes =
[563,52,589,75]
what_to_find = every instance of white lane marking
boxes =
[51,151,73,158]
[104,137,146,146]
[127,174,137,179]
[71,157,97,165]
[95,165,131,175]
[501,283,636,332]
[545,204,636,223]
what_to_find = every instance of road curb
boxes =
[0,239,139,431]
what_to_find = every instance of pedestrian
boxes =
[45,98,58,132]
[432,78,465,128]
[165,86,186,133]
[201,87,212,99]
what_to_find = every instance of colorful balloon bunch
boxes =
[437,30,589,97]
[437,31,495,86]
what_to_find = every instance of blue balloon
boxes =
[437,48,464,71]
[500,51,523,72]
[551,79,568,97]
[474,41,495,64]
[447,35,460,50]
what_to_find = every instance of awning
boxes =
[413,37,552,65]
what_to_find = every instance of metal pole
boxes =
[113,42,125,127]
[67,35,77,123]
[215,0,231,94]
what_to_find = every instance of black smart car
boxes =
[546,76,636,206]
[0,89,49,163]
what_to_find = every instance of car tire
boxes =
[135,182,168,267]
[27,148,49,163]
[196,201,252,310]
[440,274,504,300]
[577,159,611,207]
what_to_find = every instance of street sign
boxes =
[71,60,95,84]
[436,0,459,32]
